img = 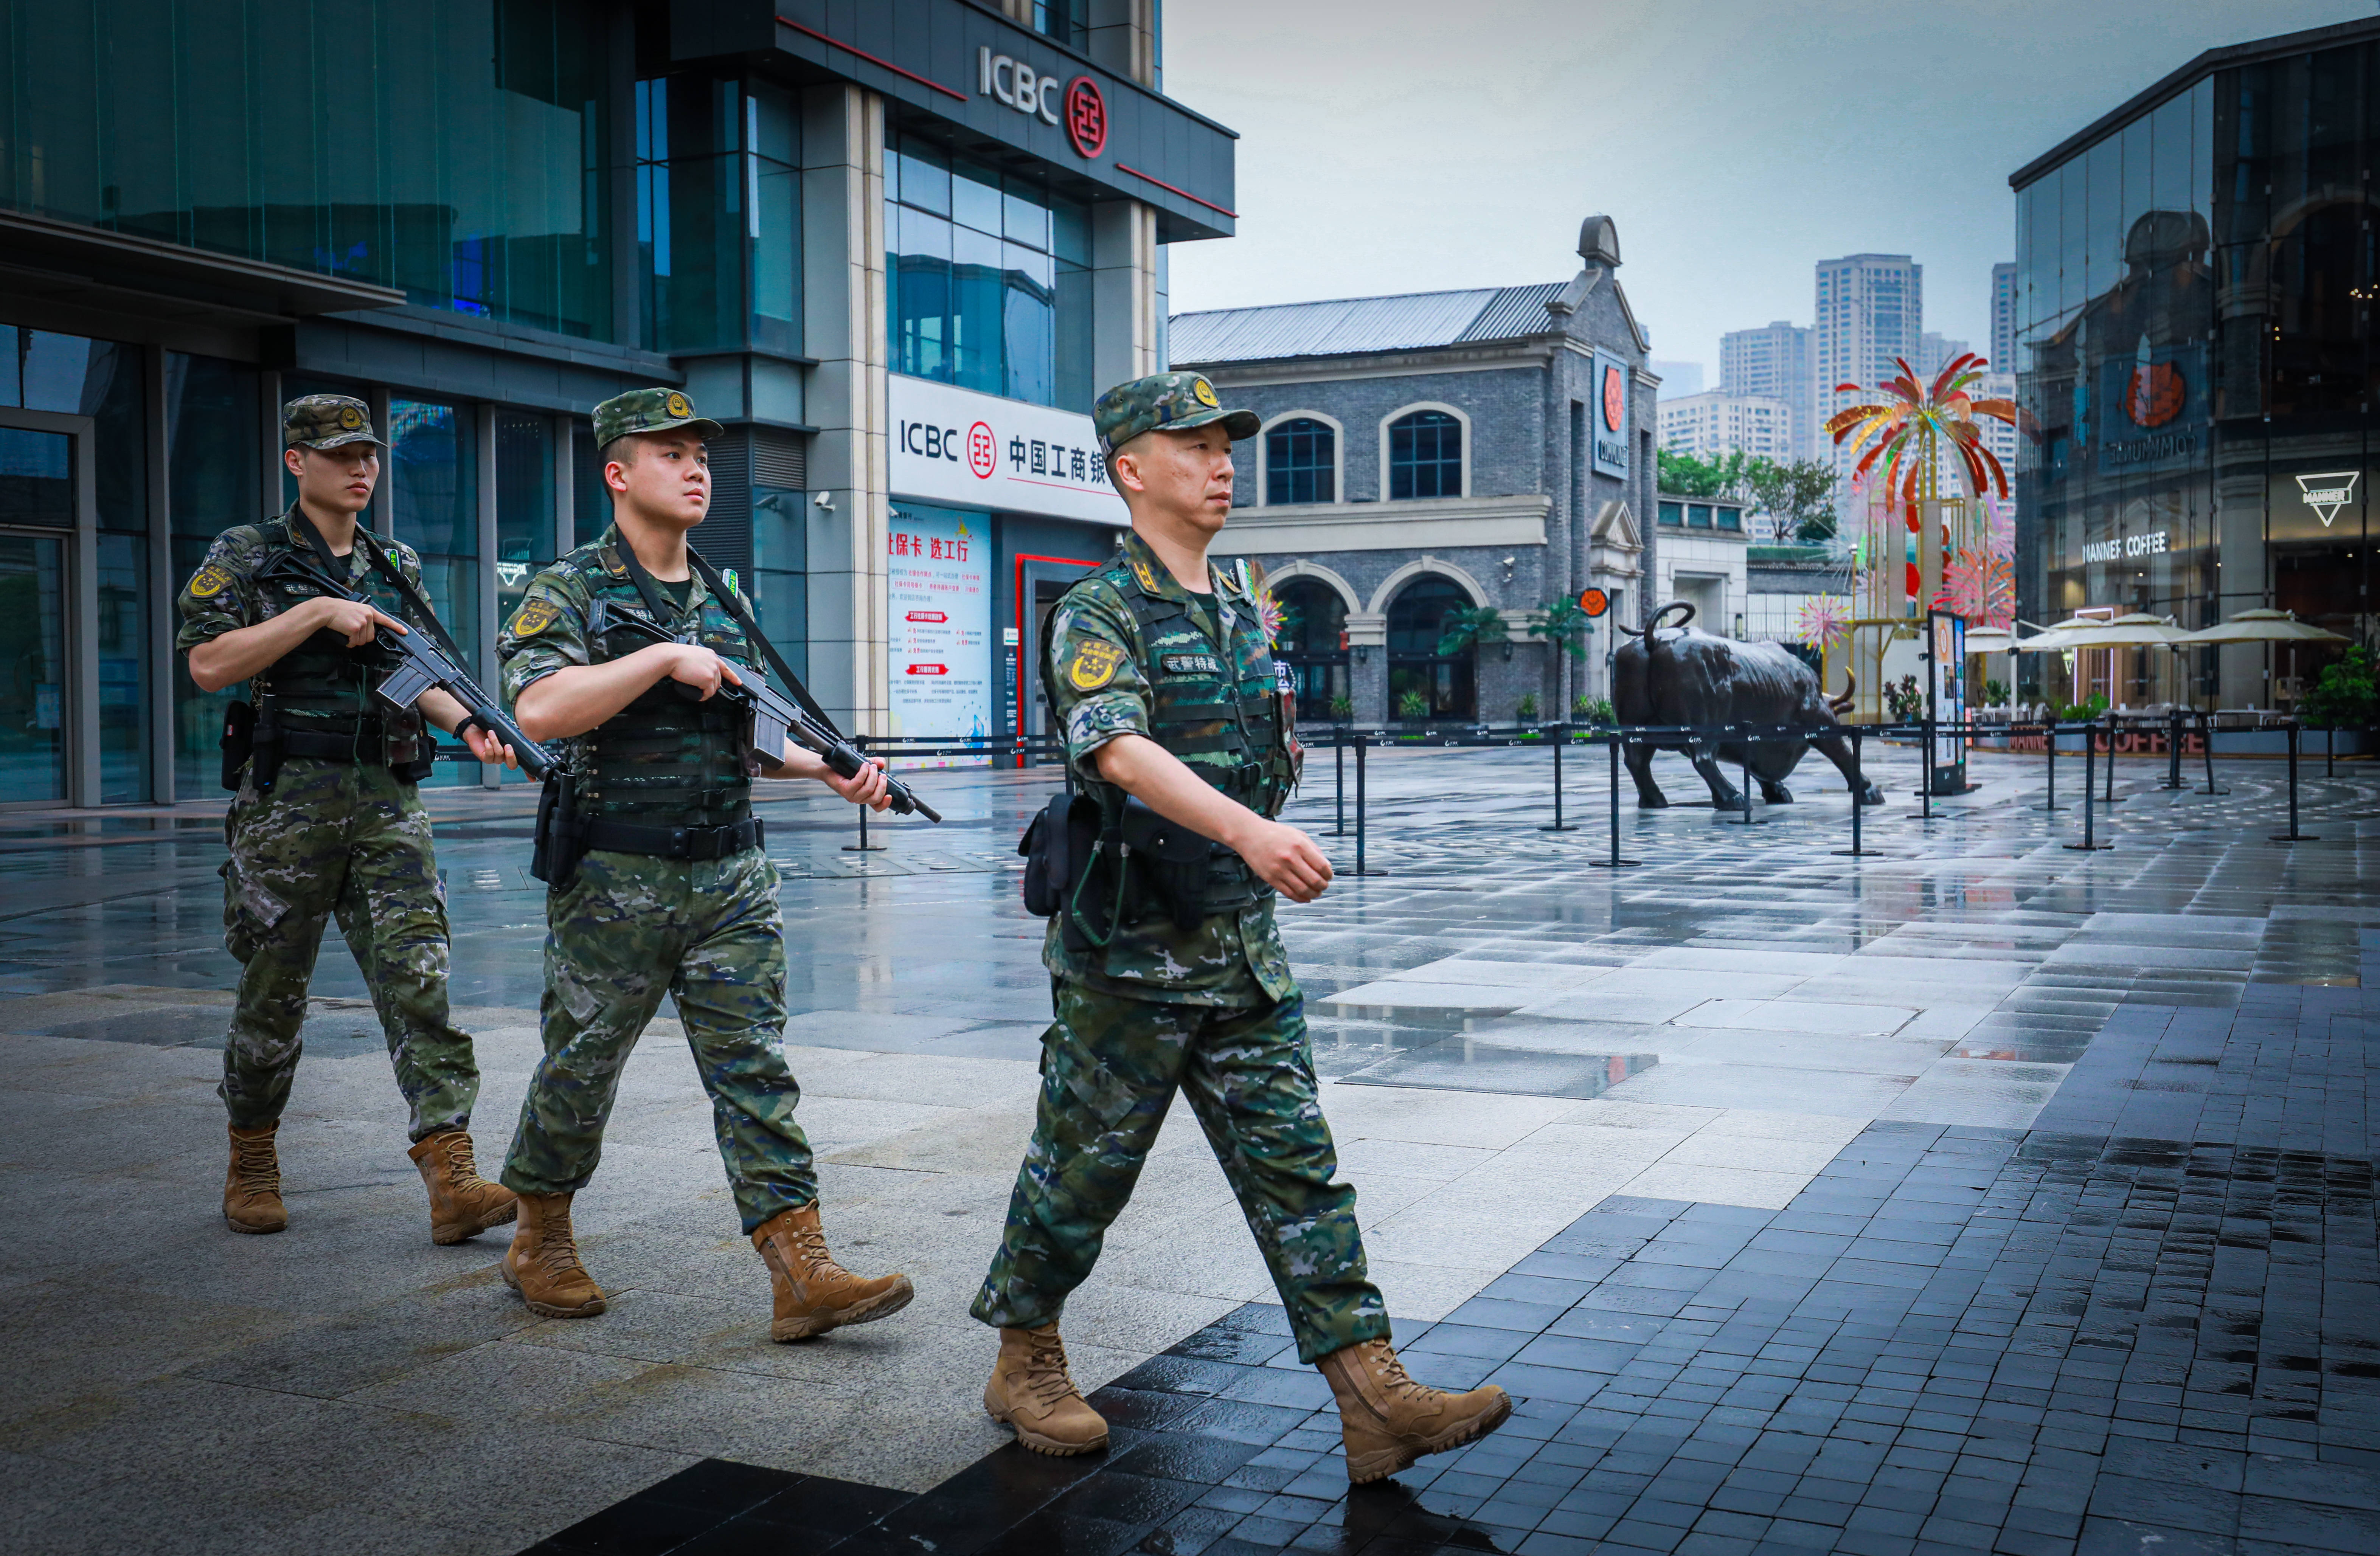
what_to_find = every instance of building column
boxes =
[1092,200,1161,389]
[801,83,890,733]
[142,344,174,804]
[1088,0,1162,85]
[553,414,576,554]
[475,404,501,788]
[1346,612,1387,725]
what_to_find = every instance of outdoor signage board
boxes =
[888,375,1126,527]
[2091,343,2204,478]
[887,501,992,767]
[1591,350,1631,478]
[1927,609,1966,795]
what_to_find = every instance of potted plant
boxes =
[1574,695,1615,726]
[1395,688,1430,724]
[2300,645,2376,758]
[1516,692,1540,724]
[1327,693,1354,724]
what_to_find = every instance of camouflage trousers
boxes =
[218,759,477,1140]
[500,845,815,1234]
[972,978,1390,1364]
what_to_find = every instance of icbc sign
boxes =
[1065,77,1107,159]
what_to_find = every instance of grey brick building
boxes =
[1171,216,1657,725]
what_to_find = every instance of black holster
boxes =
[248,704,285,794]
[219,701,256,792]
[529,769,587,890]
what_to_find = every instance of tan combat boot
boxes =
[222,1123,288,1235]
[501,1191,606,1318]
[751,1202,914,1340]
[984,1323,1110,1457]
[407,1131,519,1246]
[1318,1339,1514,1483]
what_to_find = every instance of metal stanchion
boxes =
[2327,723,2336,778]
[2065,717,2110,850]
[1353,732,1369,877]
[2197,710,2228,795]
[1333,724,1346,836]
[1588,732,1641,869]
[2270,721,2318,842]
[2161,707,2187,790]
[2102,718,2125,803]
[1543,722,1575,832]
[1738,738,1764,826]
[1916,717,1938,821]
[2040,720,2065,811]
[841,735,888,852]
[1833,729,1883,858]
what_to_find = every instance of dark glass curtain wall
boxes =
[2,0,615,339]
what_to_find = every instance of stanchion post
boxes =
[1543,721,1575,832]
[841,734,888,852]
[2198,710,2228,795]
[1834,727,1882,857]
[1333,724,1346,837]
[2271,721,2318,842]
[2104,715,2122,804]
[2041,719,2063,811]
[1588,729,1641,868]
[2064,720,2110,850]
[2162,707,2186,790]
[1917,715,1937,821]
[1354,732,1368,877]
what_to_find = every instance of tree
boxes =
[2301,645,2377,729]
[1657,448,1753,498]
[1742,457,1841,541]
[1528,596,1593,723]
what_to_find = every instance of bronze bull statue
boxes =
[1613,602,1884,812]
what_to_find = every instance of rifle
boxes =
[259,548,560,780]
[588,598,943,823]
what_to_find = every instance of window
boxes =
[887,134,1091,410]
[1266,418,1335,504]
[636,76,801,355]
[1385,575,1475,720]
[1388,411,1462,500]
[1717,506,1742,532]
[1657,501,1683,527]
[1688,504,1713,528]
[1272,577,1349,710]
[388,399,479,787]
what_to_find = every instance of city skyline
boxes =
[1163,0,2369,376]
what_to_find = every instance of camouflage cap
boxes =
[593,387,723,449]
[1093,371,1260,458]
[283,394,382,450]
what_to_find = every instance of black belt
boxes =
[581,816,764,861]
[272,716,386,763]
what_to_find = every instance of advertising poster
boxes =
[1930,611,1966,787]
[888,501,992,768]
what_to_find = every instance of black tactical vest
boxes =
[574,549,756,827]
[251,520,424,758]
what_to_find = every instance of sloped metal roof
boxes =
[1169,282,1565,365]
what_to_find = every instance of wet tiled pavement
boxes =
[1,741,2374,1555]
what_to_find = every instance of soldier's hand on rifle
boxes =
[1233,819,1334,904]
[459,723,520,770]
[310,596,408,647]
[661,643,744,701]
[824,756,892,813]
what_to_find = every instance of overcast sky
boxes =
[1162,0,2374,386]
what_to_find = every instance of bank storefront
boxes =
[0,0,1230,808]
[885,376,1124,764]
[2012,19,2380,710]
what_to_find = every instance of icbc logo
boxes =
[1602,364,1625,431]
[966,421,996,478]
[1065,77,1107,160]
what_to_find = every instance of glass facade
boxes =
[3,0,616,339]
[635,75,801,356]
[886,133,1092,410]
[2016,40,2377,708]
[1385,575,1474,720]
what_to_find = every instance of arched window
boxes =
[1265,417,1335,504]
[1384,574,1475,720]
[1272,577,1349,711]
[1388,410,1462,500]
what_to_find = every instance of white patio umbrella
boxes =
[2020,612,2191,649]
[2169,608,2349,646]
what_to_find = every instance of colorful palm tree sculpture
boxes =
[1824,354,2019,612]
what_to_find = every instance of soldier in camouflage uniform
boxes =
[971,373,1512,1482]
[179,394,521,1244]
[492,387,913,1337]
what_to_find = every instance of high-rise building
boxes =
[1917,332,1972,379]
[1815,254,1923,493]
[1990,262,2018,373]
[1658,391,1793,466]
[1719,321,1815,460]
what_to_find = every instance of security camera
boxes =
[812,490,835,513]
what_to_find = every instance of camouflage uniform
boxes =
[177,396,478,1140]
[495,389,821,1236]
[973,375,1389,1366]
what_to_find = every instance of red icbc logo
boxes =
[1065,77,1107,160]
[966,421,996,478]
[1601,365,1625,432]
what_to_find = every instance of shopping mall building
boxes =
[0,0,1224,807]
[2012,16,2378,709]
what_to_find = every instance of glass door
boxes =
[0,425,73,804]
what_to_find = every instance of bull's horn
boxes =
[1827,673,1856,714]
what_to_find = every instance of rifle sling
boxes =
[286,510,472,667]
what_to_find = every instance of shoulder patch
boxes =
[509,599,563,638]
[188,563,236,599]
[1067,639,1127,692]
